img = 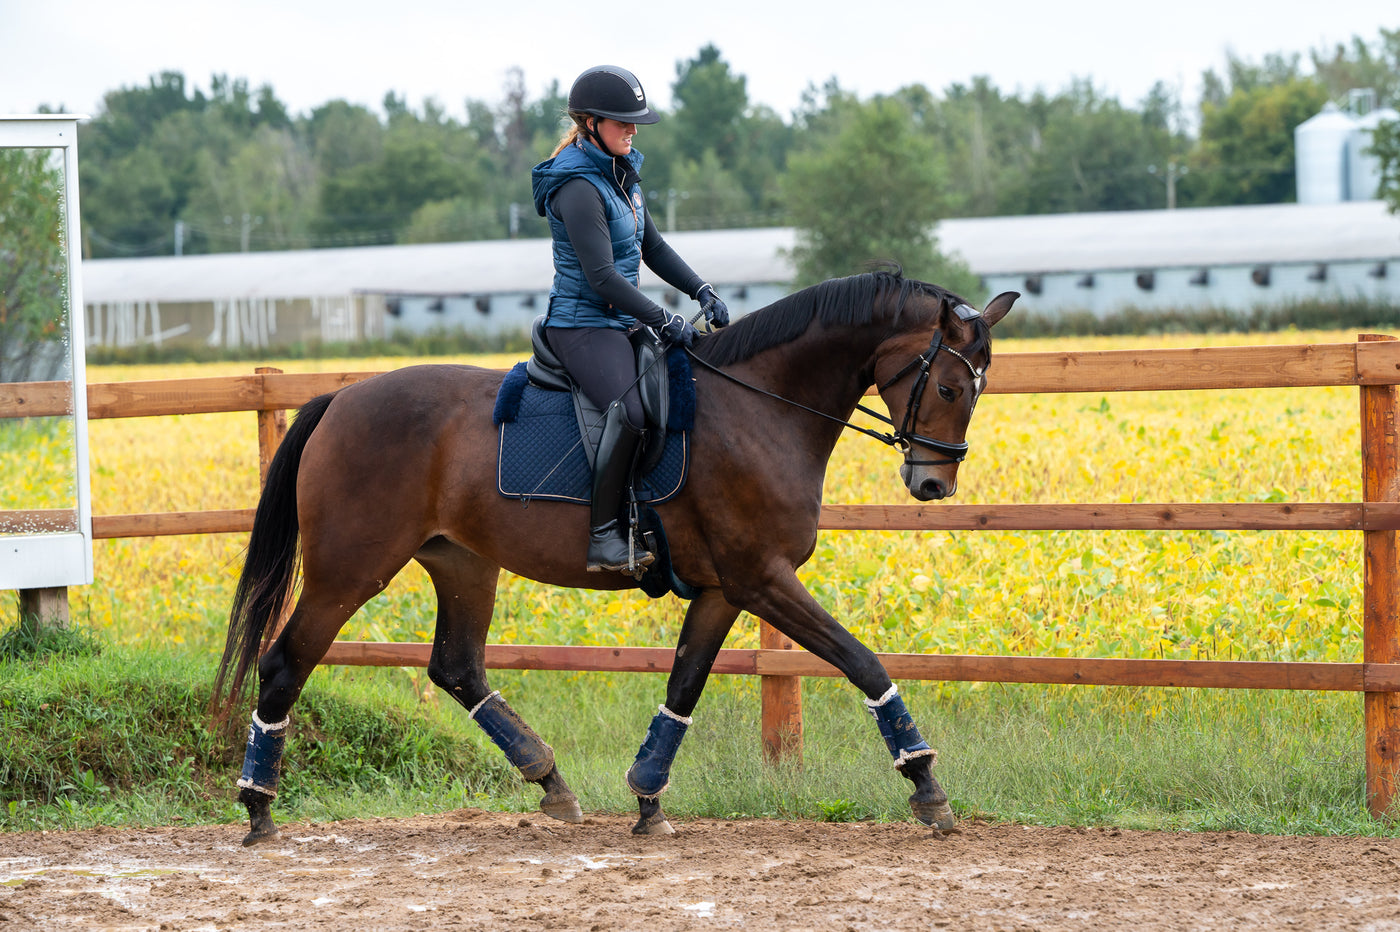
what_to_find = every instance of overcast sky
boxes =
[1,1,1396,122]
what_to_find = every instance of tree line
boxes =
[39,29,1400,290]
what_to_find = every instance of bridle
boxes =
[683,318,987,465]
[856,329,986,465]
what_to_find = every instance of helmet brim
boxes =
[582,106,660,125]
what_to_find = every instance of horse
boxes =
[212,268,1017,844]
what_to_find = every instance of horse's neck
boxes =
[742,321,885,430]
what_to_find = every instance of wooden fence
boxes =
[4,337,1400,818]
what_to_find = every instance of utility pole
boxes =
[1148,160,1187,209]
[240,213,262,252]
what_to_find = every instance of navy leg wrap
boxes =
[865,687,937,771]
[626,705,691,799]
[237,712,290,797]
[469,691,556,782]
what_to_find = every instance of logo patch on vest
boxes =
[633,192,643,209]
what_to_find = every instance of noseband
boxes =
[684,325,985,464]
[855,330,985,465]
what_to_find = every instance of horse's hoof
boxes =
[631,813,675,835]
[241,825,281,847]
[912,799,956,834]
[540,791,583,824]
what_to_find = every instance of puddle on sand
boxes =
[488,851,672,877]
[2,864,205,886]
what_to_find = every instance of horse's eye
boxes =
[937,384,957,403]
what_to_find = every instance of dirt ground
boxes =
[3,809,1400,931]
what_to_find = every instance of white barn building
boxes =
[82,200,1400,353]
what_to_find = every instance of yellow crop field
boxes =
[4,330,1378,676]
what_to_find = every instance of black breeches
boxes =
[546,325,645,428]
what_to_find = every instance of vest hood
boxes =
[532,140,645,217]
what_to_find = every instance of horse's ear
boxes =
[981,292,1018,327]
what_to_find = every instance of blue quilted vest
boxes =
[531,141,647,330]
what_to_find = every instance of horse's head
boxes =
[872,290,1017,501]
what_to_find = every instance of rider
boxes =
[531,65,730,574]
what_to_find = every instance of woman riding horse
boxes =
[531,64,730,574]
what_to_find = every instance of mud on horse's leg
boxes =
[237,711,289,846]
[626,704,691,835]
[866,686,956,834]
[469,691,583,823]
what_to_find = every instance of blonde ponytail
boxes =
[550,112,593,157]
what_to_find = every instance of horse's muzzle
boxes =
[901,463,956,502]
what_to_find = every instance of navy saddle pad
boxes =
[495,365,690,505]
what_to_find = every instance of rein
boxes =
[684,327,984,464]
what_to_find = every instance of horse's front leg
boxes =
[734,563,955,833]
[628,589,740,835]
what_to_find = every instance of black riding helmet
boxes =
[568,65,660,125]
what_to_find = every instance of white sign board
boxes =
[1,116,93,588]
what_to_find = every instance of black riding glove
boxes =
[696,283,730,328]
[659,313,697,347]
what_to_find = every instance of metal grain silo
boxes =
[1295,103,1357,204]
[1348,106,1400,201]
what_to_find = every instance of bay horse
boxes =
[213,268,1016,844]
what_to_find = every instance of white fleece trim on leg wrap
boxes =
[894,747,938,769]
[251,711,290,733]
[864,685,899,709]
[467,690,502,720]
[658,704,693,725]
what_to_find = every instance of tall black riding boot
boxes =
[587,406,655,573]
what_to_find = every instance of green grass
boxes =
[0,632,510,832]
[1,628,1395,836]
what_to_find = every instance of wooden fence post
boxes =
[1360,334,1400,820]
[255,367,287,489]
[759,619,803,763]
[18,587,69,635]
[254,367,292,646]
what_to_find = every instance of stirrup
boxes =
[587,520,655,574]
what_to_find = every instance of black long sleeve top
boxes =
[551,178,705,328]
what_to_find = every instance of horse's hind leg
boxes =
[417,541,582,824]
[239,584,382,845]
[627,589,741,835]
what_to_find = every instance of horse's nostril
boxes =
[920,478,947,500]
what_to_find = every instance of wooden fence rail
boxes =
[4,337,1400,817]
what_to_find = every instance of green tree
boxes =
[1311,28,1400,104]
[664,150,752,230]
[928,76,1038,217]
[1008,79,1176,214]
[670,45,748,169]
[78,72,301,256]
[0,149,67,381]
[182,123,317,251]
[783,95,978,296]
[1370,117,1400,213]
[316,108,484,243]
[1184,76,1328,205]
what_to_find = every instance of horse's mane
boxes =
[692,268,985,367]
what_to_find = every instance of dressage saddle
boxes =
[525,315,672,476]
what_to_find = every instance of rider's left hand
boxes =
[696,284,729,328]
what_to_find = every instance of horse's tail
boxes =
[211,391,337,721]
